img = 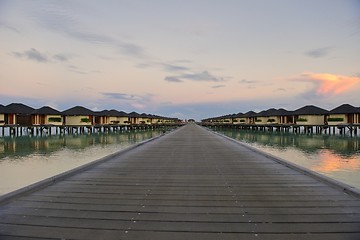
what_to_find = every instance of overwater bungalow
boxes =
[95,110,130,125]
[232,113,246,124]
[266,108,294,124]
[328,104,360,125]
[148,114,160,124]
[291,105,328,125]
[95,110,110,125]
[139,113,152,125]
[244,111,257,124]
[3,103,34,125]
[107,110,130,125]
[128,112,142,125]
[163,117,181,124]
[0,104,5,126]
[62,106,95,126]
[255,109,277,124]
[31,106,63,126]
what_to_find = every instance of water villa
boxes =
[0,103,182,137]
[201,104,360,136]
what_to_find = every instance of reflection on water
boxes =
[0,129,166,195]
[216,129,360,189]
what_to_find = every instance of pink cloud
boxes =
[295,72,360,96]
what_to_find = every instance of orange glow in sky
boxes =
[302,73,360,96]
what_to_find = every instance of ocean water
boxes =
[214,128,360,190]
[0,129,167,196]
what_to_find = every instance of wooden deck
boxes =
[0,124,359,240]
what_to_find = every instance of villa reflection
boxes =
[224,130,359,155]
[0,130,163,160]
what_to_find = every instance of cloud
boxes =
[211,85,226,88]
[33,4,147,58]
[13,48,50,62]
[292,72,360,96]
[53,53,69,62]
[136,61,191,72]
[238,79,258,84]
[102,92,143,101]
[165,71,226,83]
[274,88,286,92]
[64,65,86,74]
[118,43,145,58]
[0,21,20,33]
[13,48,73,64]
[102,92,155,110]
[162,63,190,72]
[164,76,183,83]
[306,47,332,58]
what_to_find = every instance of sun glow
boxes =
[301,73,360,96]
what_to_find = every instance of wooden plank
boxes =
[1,214,360,233]
[15,196,360,208]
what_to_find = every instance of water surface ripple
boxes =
[0,129,165,195]
[215,128,360,190]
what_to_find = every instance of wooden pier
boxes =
[0,124,359,239]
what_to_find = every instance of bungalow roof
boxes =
[4,103,34,114]
[97,109,129,117]
[117,111,129,117]
[140,113,152,118]
[255,109,275,117]
[62,106,95,116]
[32,106,61,115]
[261,108,292,117]
[261,108,278,117]
[96,110,110,116]
[229,113,238,118]
[107,109,129,117]
[243,111,257,117]
[128,111,141,117]
[293,105,328,115]
[276,108,293,116]
[329,104,360,114]
[0,104,5,113]
[234,112,244,118]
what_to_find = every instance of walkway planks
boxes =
[0,124,360,240]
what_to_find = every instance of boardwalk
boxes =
[0,124,360,240]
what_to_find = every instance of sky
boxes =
[1,0,360,121]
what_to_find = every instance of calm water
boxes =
[0,129,167,196]
[214,128,360,190]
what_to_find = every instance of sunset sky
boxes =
[1,0,359,120]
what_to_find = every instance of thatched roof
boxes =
[62,106,95,116]
[97,110,129,117]
[293,105,328,115]
[128,112,141,118]
[243,111,257,117]
[329,104,360,114]
[32,106,61,115]
[4,103,34,114]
